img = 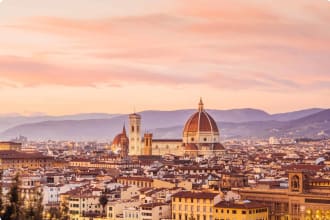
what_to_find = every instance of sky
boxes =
[0,0,329,115]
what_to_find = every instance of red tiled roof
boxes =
[0,150,51,159]
[214,201,268,209]
[183,111,219,133]
[172,191,219,199]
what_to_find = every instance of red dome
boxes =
[112,133,124,145]
[183,111,219,133]
[112,125,128,146]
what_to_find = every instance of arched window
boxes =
[291,175,300,191]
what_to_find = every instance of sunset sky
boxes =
[0,0,329,115]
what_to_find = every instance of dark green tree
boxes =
[60,201,69,220]
[33,190,44,220]
[24,189,43,220]
[3,174,22,220]
[99,194,108,217]
[49,207,61,219]
[25,205,35,220]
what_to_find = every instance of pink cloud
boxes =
[0,1,329,92]
[0,55,203,87]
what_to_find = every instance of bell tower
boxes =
[288,171,309,193]
[129,113,141,155]
[120,125,129,159]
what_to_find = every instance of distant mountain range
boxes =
[0,108,328,141]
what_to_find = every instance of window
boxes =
[232,210,237,214]
[291,175,300,192]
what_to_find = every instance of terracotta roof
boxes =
[118,176,153,182]
[172,191,219,199]
[213,143,225,150]
[140,203,168,208]
[0,150,51,159]
[214,201,268,209]
[285,164,325,172]
[183,111,219,133]
[152,139,182,142]
[183,99,219,134]
[184,143,198,151]
[0,141,21,145]
[112,126,128,146]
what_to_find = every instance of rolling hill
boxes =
[0,108,328,141]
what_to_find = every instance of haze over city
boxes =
[0,0,329,115]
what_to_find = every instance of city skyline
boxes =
[0,0,329,115]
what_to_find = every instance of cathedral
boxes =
[111,99,225,157]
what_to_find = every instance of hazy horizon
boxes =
[0,106,327,117]
[0,0,329,115]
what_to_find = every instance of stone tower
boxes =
[143,133,153,156]
[288,171,309,193]
[120,125,129,159]
[129,113,141,155]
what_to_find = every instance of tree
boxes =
[23,188,43,220]
[33,190,44,220]
[48,207,61,220]
[60,200,69,220]
[99,194,108,217]
[25,205,35,220]
[3,174,23,220]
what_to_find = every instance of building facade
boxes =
[236,171,330,220]
[171,191,221,220]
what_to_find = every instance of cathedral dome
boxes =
[183,99,219,134]
[112,126,128,146]
[112,133,124,146]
